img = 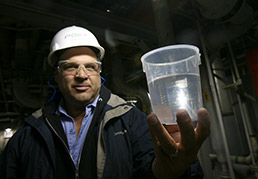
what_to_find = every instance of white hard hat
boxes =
[47,25,105,67]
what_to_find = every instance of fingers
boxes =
[146,113,178,155]
[146,108,210,157]
[195,108,210,149]
[176,109,195,152]
[146,113,160,146]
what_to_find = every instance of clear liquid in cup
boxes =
[148,73,202,125]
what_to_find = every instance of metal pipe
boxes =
[227,42,258,178]
[0,112,19,118]
[227,43,241,79]
[242,103,258,151]
[210,153,258,165]
[197,21,235,178]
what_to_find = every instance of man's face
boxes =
[55,47,101,107]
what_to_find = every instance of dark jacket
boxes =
[0,86,203,179]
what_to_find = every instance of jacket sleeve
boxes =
[127,107,156,178]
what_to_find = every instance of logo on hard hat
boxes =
[64,33,87,39]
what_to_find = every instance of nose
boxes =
[75,64,89,78]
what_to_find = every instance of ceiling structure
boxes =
[0,0,258,126]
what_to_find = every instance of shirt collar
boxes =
[56,95,99,117]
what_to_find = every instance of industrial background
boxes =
[1,0,258,178]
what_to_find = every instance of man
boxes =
[0,26,210,179]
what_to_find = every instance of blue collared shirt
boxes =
[56,96,99,167]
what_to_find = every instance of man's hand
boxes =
[146,108,210,179]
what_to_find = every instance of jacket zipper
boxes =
[75,170,79,179]
[75,97,103,178]
[75,135,86,179]
[45,117,77,177]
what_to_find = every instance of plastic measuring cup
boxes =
[141,44,202,125]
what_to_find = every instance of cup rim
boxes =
[141,44,200,66]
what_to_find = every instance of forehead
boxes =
[59,47,97,63]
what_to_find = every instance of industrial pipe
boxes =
[197,22,235,179]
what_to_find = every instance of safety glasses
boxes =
[57,60,101,76]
